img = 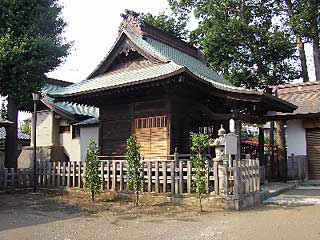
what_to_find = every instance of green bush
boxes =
[126,135,143,206]
[84,140,101,202]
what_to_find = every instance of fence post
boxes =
[67,162,70,187]
[162,161,167,193]
[4,168,8,188]
[119,161,123,191]
[187,160,192,195]
[233,160,239,199]
[147,161,152,193]
[174,147,179,167]
[100,161,105,191]
[179,160,183,194]
[155,161,159,193]
[170,161,175,194]
[214,161,219,196]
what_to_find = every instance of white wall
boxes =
[59,121,81,161]
[32,110,54,146]
[80,125,99,162]
[286,119,307,156]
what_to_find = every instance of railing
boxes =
[0,156,261,199]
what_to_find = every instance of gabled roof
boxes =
[0,127,30,140]
[268,81,320,119]
[50,17,234,98]
[49,12,296,114]
[41,79,99,121]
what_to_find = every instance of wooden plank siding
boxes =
[306,128,320,179]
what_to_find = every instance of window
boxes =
[135,116,167,129]
[59,125,70,134]
[72,126,80,138]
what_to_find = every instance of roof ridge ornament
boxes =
[119,9,142,36]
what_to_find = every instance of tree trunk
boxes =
[91,191,95,202]
[297,36,309,82]
[276,120,287,181]
[4,96,18,169]
[311,20,320,81]
[285,0,309,82]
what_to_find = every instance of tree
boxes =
[125,135,143,207]
[140,12,189,41]
[287,0,320,81]
[0,99,7,119]
[168,0,298,89]
[84,140,101,202]
[0,0,70,168]
[277,0,310,83]
[190,132,210,212]
[19,119,31,136]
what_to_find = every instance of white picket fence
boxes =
[0,156,260,198]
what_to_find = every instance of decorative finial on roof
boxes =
[119,9,142,36]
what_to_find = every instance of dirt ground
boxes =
[1,189,320,240]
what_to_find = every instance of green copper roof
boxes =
[50,26,234,98]
[52,62,184,96]
[43,84,99,118]
[144,37,232,86]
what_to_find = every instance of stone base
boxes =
[18,145,69,168]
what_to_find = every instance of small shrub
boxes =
[84,140,101,201]
[190,132,210,212]
[126,135,143,206]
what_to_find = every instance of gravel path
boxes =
[1,190,320,240]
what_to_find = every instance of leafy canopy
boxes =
[168,0,298,89]
[140,12,189,41]
[0,0,70,108]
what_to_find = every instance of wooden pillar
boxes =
[276,120,287,181]
[258,127,265,166]
[269,121,275,146]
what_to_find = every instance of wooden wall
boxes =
[99,84,231,156]
[99,97,171,156]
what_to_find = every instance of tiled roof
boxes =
[0,127,31,140]
[51,62,184,96]
[73,117,99,126]
[50,27,233,97]
[272,81,320,117]
[42,83,99,119]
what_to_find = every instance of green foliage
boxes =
[126,135,143,206]
[140,12,188,41]
[169,0,298,89]
[190,132,210,211]
[286,0,320,42]
[19,119,31,136]
[84,140,101,201]
[0,0,71,109]
[0,99,7,119]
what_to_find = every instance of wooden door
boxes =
[306,128,320,179]
[134,116,168,157]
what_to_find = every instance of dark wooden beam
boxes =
[258,127,265,166]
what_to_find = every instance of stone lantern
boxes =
[210,125,227,163]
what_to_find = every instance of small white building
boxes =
[272,82,320,180]
[18,79,99,168]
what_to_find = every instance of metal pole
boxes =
[33,100,37,192]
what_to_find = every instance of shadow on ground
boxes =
[0,190,92,232]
